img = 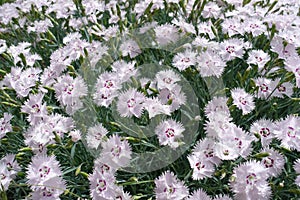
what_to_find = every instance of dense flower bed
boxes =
[0,0,300,199]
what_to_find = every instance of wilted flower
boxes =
[155,171,189,200]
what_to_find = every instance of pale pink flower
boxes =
[98,135,132,169]
[271,78,294,98]
[188,153,216,180]
[120,38,141,58]
[155,24,180,46]
[68,129,82,142]
[54,75,88,115]
[260,147,285,177]
[89,167,117,199]
[243,18,266,37]
[250,119,275,147]
[93,72,122,108]
[219,38,248,61]
[156,69,181,90]
[0,154,20,191]
[247,50,270,70]
[231,88,255,115]
[202,2,221,18]
[284,56,300,88]
[293,159,300,186]
[191,138,221,165]
[117,88,145,118]
[111,60,138,82]
[204,96,230,119]
[155,119,185,149]
[0,113,13,139]
[172,49,197,71]
[196,49,226,78]
[0,39,7,54]
[21,93,48,125]
[198,21,215,39]
[230,160,271,200]
[86,123,109,149]
[155,171,189,200]
[187,189,212,200]
[221,18,244,37]
[26,155,66,197]
[159,85,186,112]
[144,98,171,119]
[271,36,298,59]
[274,115,300,151]
[254,77,274,99]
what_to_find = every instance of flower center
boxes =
[111,146,121,156]
[31,104,40,113]
[165,128,175,138]
[277,85,286,92]
[181,57,190,63]
[163,77,172,84]
[238,97,247,105]
[260,84,268,92]
[127,98,136,108]
[104,80,113,89]
[164,186,176,194]
[287,126,296,138]
[64,84,74,95]
[96,179,107,192]
[246,173,257,185]
[263,157,274,168]
[195,162,205,170]
[226,46,235,54]
[259,127,270,137]
[39,166,50,178]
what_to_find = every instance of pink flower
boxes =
[117,88,145,118]
[172,49,197,71]
[155,171,189,200]
[250,119,275,147]
[86,123,109,149]
[98,135,132,169]
[0,113,13,139]
[155,119,185,149]
[144,98,171,119]
[231,88,255,115]
[21,93,48,125]
[159,85,186,112]
[230,160,271,200]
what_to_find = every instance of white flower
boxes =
[86,123,109,149]
[172,49,197,71]
[156,69,181,90]
[155,119,185,149]
[219,38,248,61]
[120,38,141,58]
[98,135,132,169]
[117,88,145,118]
[231,88,255,115]
[247,50,270,70]
[155,24,180,46]
[144,98,171,118]
[250,119,275,147]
